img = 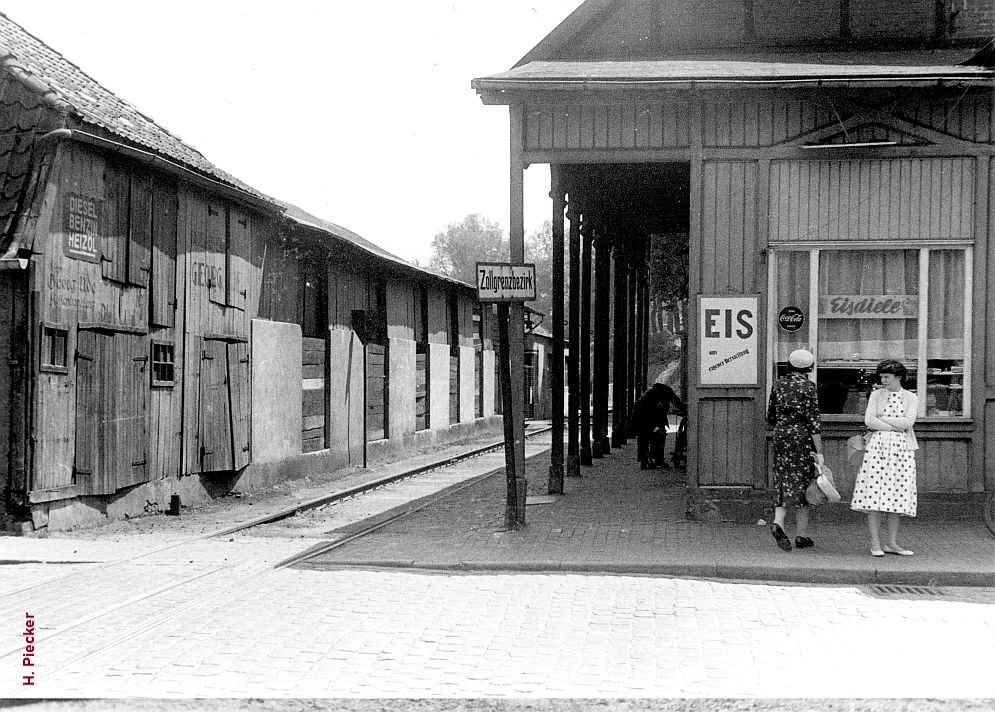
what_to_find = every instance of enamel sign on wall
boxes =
[699,296,758,386]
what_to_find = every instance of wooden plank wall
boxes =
[526,102,691,150]
[695,160,761,486]
[768,158,975,243]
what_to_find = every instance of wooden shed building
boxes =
[0,13,498,531]
[473,0,995,515]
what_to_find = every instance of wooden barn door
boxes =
[0,273,29,516]
[75,330,148,494]
[195,337,251,473]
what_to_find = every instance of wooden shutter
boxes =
[199,338,233,472]
[102,162,129,283]
[227,341,251,469]
[150,180,177,327]
[74,330,99,484]
[206,202,227,306]
[228,208,250,311]
[128,171,152,287]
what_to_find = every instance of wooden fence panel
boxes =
[415,349,429,431]
[366,343,387,441]
[449,353,460,425]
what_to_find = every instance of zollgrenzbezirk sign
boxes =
[476,263,536,302]
[818,295,917,319]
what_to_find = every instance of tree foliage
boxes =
[525,220,555,322]
[428,214,507,285]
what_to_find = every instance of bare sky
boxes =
[4,1,582,264]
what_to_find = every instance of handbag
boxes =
[846,431,873,452]
[806,463,841,506]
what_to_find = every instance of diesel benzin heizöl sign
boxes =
[476,263,537,302]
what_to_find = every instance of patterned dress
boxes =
[767,372,821,508]
[851,391,918,517]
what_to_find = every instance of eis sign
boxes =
[699,296,758,386]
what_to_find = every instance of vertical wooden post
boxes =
[611,240,629,447]
[627,243,638,415]
[498,303,518,527]
[566,204,581,477]
[548,166,565,494]
[506,104,527,526]
[642,237,652,390]
[579,212,593,467]
[593,227,612,456]
[634,238,645,398]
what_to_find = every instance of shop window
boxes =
[769,246,971,418]
[151,341,176,387]
[41,325,69,374]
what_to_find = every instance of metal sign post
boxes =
[477,262,536,528]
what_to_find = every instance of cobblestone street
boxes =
[3,431,995,699]
[4,556,995,698]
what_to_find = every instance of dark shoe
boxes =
[640,461,649,470]
[770,523,791,552]
[795,536,814,549]
[660,460,672,469]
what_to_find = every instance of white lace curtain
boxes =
[774,249,965,362]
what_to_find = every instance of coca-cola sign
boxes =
[777,306,804,332]
[818,295,917,319]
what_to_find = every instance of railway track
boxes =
[0,426,551,693]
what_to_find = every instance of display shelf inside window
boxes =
[925,359,964,417]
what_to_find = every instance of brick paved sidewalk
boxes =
[302,439,995,587]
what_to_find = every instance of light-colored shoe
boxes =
[870,548,885,558]
[883,545,914,556]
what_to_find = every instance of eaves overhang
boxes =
[473,58,995,103]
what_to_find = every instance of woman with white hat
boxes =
[766,348,824,551]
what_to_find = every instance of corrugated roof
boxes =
[0,11,272,205]
[280,201,474,291]
[474,51,995,91]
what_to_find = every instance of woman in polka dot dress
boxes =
[851,359,919,557]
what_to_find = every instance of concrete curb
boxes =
[293,558,995,587]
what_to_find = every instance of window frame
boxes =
[39,323,70,375]
[767,243,973,420]
[150,340,176,388]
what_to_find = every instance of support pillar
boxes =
[579,213,593,467]
[611,240,629,447]
[504,104,527,527]
[641,237,652,391]
[548,167,565,494]
[566,204,581,477]
[627,244,638,415]
[592,227,611,458]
